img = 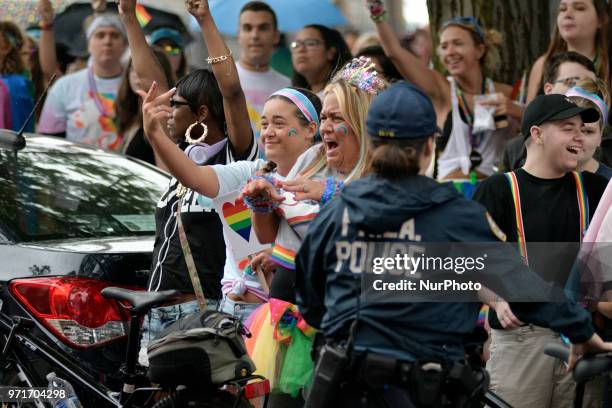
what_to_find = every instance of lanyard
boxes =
[455,78,493,148]
[87,67,115,118]
[504,171,589,265]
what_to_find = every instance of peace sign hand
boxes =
[137,81,175,140]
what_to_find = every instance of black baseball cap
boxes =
[521,94,600,139]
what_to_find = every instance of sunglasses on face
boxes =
[290,39,322,50]
[170,99,191,109]
[161,44,181,56]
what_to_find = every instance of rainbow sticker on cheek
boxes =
[288,128,298,137]
[336,124,349,136]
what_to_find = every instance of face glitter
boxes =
[336,124,349,135]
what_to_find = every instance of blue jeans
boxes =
[138,298,219,366]
[219,295,260,323]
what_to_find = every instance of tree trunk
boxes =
[426,0,553,86]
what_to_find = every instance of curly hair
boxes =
[0,21,25,75]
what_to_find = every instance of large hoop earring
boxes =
[185,121,208,144]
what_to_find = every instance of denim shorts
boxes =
[219,295,260,323]
[138,298,219,366]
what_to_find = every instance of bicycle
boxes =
[544,342,612,408]
[0,286,269,407]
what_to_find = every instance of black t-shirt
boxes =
[148,137,258,298]
[473,168,608,329]
[125,127,155,165]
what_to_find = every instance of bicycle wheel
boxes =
[151,387,253,408]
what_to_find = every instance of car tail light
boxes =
[9,277,141,349]
[243,379,270,399]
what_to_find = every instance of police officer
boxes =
[295,81,612,407]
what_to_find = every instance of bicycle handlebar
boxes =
[544,342,612,383]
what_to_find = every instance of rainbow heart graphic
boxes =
[222,199,252,242]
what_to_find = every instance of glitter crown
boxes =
[339,57,386,95]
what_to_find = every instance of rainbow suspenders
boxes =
[504,171,589,266]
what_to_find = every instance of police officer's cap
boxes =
[521,94,600,139]
[366,81,438,141]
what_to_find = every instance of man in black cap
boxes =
[297,84,612,408]
[474,94,609,408]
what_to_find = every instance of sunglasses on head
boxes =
[442,16,485,42]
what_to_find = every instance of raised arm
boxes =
[118,0,168,92]
[38,0,59,80]
[367,0,448,106]
[526,56,546,104]
[139,82,220,197]
[188,0,253,155]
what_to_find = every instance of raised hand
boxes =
[38,0,55,25]
[185,0,210,23]
[365,0,387,21]
[118,0,136,17]
[92,0,107,14]
[137,82,175,140]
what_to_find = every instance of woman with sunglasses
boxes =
[290,24,352,100]
[119,0,257,365]
[366,1,522,191]
[527,0,610,104]
[151,27,187,81]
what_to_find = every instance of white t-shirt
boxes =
[272,144,342,270]
[38,68,122,150]
[211,159,284,296]
[236,62,291,138]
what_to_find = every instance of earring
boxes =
[185,121,208,144]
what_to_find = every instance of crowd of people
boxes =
[3,0,612,406]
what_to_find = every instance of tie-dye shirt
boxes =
[38,68,122,151]
[236,63,290,156]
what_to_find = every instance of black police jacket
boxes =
[295,174,594,362]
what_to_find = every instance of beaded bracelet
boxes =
[243,195,279,213]
[367,0,388,23]
[206,50,232,65]
[243,175,281,213]
[320,177,344,205]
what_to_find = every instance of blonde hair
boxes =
[439,24,503,76]
[300,72,383,182]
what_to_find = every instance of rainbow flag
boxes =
[135,4,152,28]
[270,244,296,270]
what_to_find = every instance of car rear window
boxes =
[0,150,169,242]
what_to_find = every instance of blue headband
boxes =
[269,88,320,129]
